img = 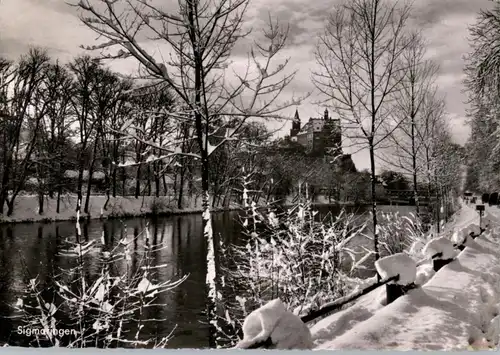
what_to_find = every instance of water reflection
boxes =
[0,212,239,348]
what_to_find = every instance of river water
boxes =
[0,204,415,348]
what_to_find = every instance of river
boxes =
[0,204,416,348]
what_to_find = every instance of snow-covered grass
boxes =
[312,203,500,350]
[0,194,240,224]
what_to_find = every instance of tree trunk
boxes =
[56,186,62,214]
[153,163,161,197]
[201,154,217,348]
[6,198,15,216]
[177,165,186,209]
[38,190,44,215]
[112,165,117,198]
[135,165,141,199]
[103,173,111,211]
[369,142,380,268]
[411,117,420,218]
[155,169,160,198]
[76,162,85,213]
[48,181,54,199]
[121,153,126,196]
[0,158,12,215]
[84,171,93,214]
[147,165,152,196]
[112,143,119,198]
[162,173,168,196]
[84,138,100,214]
[435,177,440,234]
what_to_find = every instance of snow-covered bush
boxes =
[376,211,427,257]
[14,204,186,348]
[216,178,368,346]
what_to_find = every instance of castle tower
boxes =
[290,109,301,138]
[321,109,343,156]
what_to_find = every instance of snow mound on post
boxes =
[415,260,435,286]
[235,299,313,349]
[482,217,491,229]
[460,223,482,238]
[468,223,481,236]
[451,229,467,245]
[375,253,416,285]
[423,237,457,260]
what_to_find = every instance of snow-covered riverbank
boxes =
[0,194,240,224]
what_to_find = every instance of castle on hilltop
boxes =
[290,108,342,156]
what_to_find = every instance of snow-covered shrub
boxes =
[216,178,368,347]
[14,205,187,348]
[376,212,427,257]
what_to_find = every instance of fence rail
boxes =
[301,275,399,323]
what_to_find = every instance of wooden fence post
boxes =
[375,253,417,305]
[423,237,456,273]
[386,283,405,304]
[432,255,453,272]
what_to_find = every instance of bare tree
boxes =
[125,83,176,199]
[0,48,51,216]
[0,58,16,213]
[67,55,102,214]
[97,73,132,203]
[381,31,439,217]
[73,0,304,347]
[90,68,133,211]
[312,0,412,265]
[40,62,74,213]
[417,91,452,231]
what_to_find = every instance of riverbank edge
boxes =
[0,195,379,225]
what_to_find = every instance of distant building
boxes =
[290,108,342,156]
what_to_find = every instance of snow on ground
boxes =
[451,229,466,245]
[442,199,481,232]
[0,194,240,223]
[312,202,500,350]
[310,286,387,346]
[414,260,435,286]
[236,299,313,349]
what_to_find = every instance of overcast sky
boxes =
[0,0,493,171]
